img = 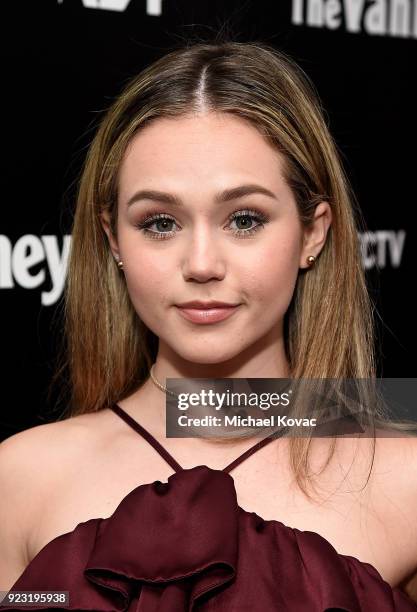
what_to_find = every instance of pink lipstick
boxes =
[176,305,240,324]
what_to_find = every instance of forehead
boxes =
[117,112,287,197]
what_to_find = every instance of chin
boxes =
[171,347,243,367]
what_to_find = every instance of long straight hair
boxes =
[50,38,386,496]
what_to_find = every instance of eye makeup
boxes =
[133,208,270,241]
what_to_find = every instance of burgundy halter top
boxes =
[3,403,416,611]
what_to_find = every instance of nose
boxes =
[181,223,226,283]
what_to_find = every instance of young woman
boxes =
[1,40,416,610]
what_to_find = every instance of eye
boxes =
[134,213,177,240]
[134,208,269,240]
[227,209,269,238]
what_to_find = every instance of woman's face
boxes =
[102,112,329,370]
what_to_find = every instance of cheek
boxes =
[123,252,173,311]
[241,236,300,309]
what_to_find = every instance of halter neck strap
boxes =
[110,403,282,475]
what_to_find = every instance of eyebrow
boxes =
[125,183,278,208]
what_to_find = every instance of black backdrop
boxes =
[1,0,416,441]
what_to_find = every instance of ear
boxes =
[100,209,120,261]
[299,201,332,268]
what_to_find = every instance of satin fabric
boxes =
[4,464,417,611]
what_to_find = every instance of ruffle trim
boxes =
[4,465,416,611]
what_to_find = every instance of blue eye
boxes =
[134,209,269,240]
[228,210,268,237]
[135,213,176,240]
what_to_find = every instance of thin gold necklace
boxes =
[149,363,178,397]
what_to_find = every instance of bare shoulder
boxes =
[0,413,97,512]
[0,411,113,591]
[330,432,417,503]
[372,432,417,492]
[341,433,417,579]
[306,432,417,591]
[0,409,117,491]
[0,413,110,549]
[370,434,417,598]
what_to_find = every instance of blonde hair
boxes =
[49,38,405,496]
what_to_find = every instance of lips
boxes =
[175,304,240,324]
[176,301,239,309]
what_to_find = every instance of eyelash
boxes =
[134,208,269,240]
